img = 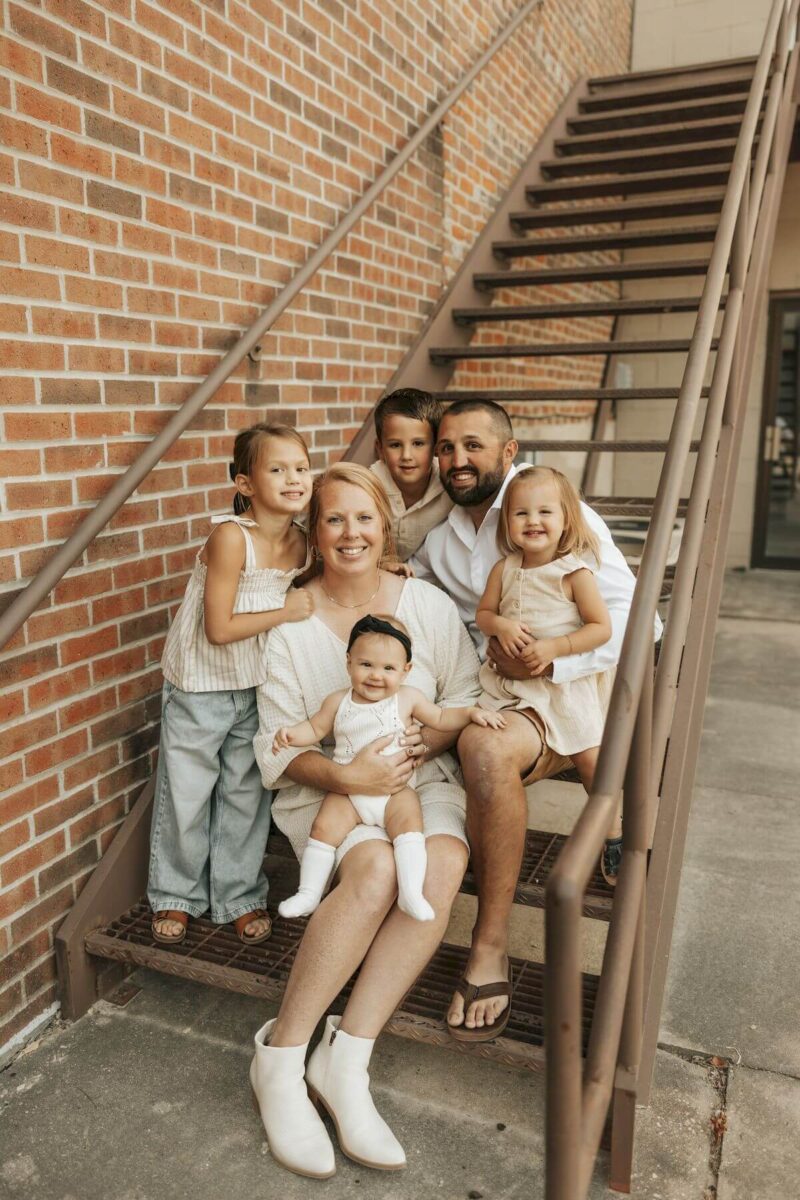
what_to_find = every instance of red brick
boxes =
[68,345,126,373]
[1,832,65,889]
[121,223,172,257]
[9,4,77,59]
[32,308,96,339]
[0,304,27,333]
[27,664,91,709]
[91,701,146,749]
[27,602,89,644]
[65,275,123,309]
[59,208,119,246]
[38,841,98,894]
[23,954,58,999]
[26,235,91,272]
[80,39,137,87]
[141,67,189,111]
[25,728,89,777]
[91,644,146,684]
[0,819,30,860]
[19,161,84,204]
[16,83,82,132]
[87,181,142,219]
[0,878,37,924]
[146,197,193,234]
[0,988,58,1045]
[113,85,166,132]
[43,443,104,473]
[0,33,44,82]
[0,113,48,156]
[60,624,118,667]
[114,154,166,194]
[10,884,73,946]
[7,480,73,511]
[0,266,60,301]
[63,744,119,791]
[0,340,65,371]
[86,530,140,563]
[0,715,58,766]
[34,787,94,837]
[51,133,113,176]
[0,193,56,233]
[85,110,140,153]
[46,57,110,107]
[108,19,162,68]
[1,931,50,984]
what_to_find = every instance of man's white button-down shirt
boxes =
[409,463,662,682]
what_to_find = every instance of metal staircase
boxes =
[5,3,793,1196]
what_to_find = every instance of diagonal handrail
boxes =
[0,0,543,654]
[544,2,799,1195]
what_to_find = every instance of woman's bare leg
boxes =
[270,839,397,1047]
[339,834,468,1038]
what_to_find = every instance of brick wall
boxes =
[0,0,632,1049]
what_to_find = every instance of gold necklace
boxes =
[320,575,381,610]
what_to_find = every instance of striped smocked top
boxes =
[161,514,310,692]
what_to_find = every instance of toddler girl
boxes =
[148,424,313,946]
[475,466,621,883]
[272,613,505,922]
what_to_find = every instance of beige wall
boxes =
[632,0,772,70]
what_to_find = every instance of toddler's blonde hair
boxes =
[497,466,600,563]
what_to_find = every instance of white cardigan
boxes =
[255,579,481,853]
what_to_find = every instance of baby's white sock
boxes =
[278,838,335,919]
[393,832,435,922]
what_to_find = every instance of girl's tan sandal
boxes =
[234,909,272,945]
[151,910,188,945]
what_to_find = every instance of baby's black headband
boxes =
[346,614,412,662]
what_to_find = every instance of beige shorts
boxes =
[516,707,574,786]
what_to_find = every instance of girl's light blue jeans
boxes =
[147,682,271,923]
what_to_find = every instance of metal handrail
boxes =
[544,3,799,1195]
[0,0,544,653]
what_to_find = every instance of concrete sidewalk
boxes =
[2,570,798,1200]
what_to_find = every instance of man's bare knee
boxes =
[458,718,541,791]
[423,836,468,910]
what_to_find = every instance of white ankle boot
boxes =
[306,1015,406,1171]
[249,1017,336,1179]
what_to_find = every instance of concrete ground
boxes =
[1,569,798,1200]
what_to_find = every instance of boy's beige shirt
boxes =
[369,459,453,561]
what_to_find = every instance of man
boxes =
[410,398,652,1039]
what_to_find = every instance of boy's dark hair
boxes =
[373,388,443,441]
[442,397,514,443]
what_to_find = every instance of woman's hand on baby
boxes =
[282,587,314,623]
[345,734,415,795]
[467,707,507,729]
[495,619,533,658]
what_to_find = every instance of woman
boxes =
[252,462,480,1180]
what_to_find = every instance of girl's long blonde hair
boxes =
[497,466,600,563]
[309,462,397,565]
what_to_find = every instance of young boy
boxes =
[369,388,454,560]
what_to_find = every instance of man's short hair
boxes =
[374,388,444,441]
[441,398,514,444]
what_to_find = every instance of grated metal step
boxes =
[473,258,712,290]
[430,339,716,364]
[578,68,754,114]
[586,55,757,91]
[568,95,749,135]
[452,296,718,325]
[556,114,757,156]
[435,387,710,402]
[540,138,741,179]
[510,192,725,231]
[492,224,717,259]
[527,163,732,204]
[517,439,700,453]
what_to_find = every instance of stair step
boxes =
[587,497,689,517]
[473,258,711,289]
[84,911,599,1069]
[587,55,757,91]
[453,295,717,325]
[578,68,754,114]
[541,138,741,179]
[492,224,717,259]
[526,163,732,203]
[557,113,755,156]
[436,386,710,402]
[517,439,700,453]
[510,192,725,231]
[569,94,749,135]
[430,338,715,364]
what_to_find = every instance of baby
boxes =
[272,613,504,921]
[369,388,453,561]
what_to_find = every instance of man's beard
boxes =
[442,462,506,507]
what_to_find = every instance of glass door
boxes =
[752,297,800,568]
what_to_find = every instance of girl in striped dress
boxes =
[148,424,313,946]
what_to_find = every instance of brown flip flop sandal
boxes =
[151,910,188,945]
[234,909,272,945]
[447,963,513,1043]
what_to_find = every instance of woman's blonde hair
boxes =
[497,466,600,563]
[309,462,397,565]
